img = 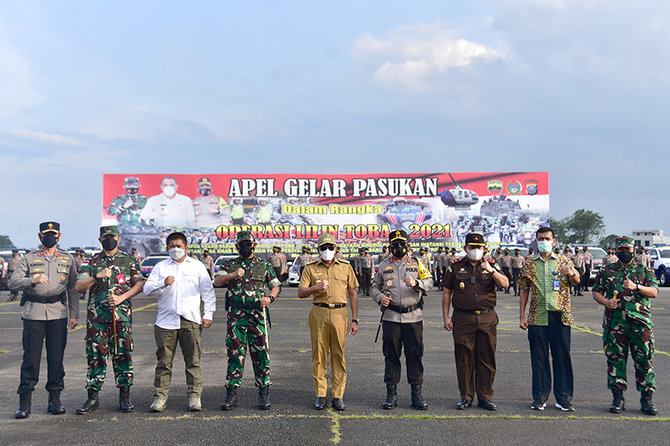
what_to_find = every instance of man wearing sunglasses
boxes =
[298,233,359,411]
[442,233,508,411]
[371,230,433,410]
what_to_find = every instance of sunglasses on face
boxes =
[319,244,335,251]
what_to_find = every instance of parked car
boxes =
[646,246,670,287]
[140,255,169,278]
[570,246,606,283]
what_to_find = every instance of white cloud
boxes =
[352,24,505,90]
[10,129,86,147]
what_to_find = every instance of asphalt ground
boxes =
[1,284,670,445]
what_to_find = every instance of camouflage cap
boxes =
[465,233,485,246]
[124,176,140,186]
[100,225,120,237]
[317,233,337,246]
[39,221,60,234]
[236,231,255,243]
[615,235,635,248]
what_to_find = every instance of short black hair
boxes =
[536,226,554,238]
[166,232,187,246]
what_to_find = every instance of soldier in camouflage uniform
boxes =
[592,236,659,416]
[214,231,280,410]
[75,226,144,414]
[107,177,148,233]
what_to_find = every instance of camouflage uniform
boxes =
[78,250,143,390]
[593,258,658,393]
[107,177,149,234]
[218,254,280,389]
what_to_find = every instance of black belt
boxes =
[386,302,421,314]
[21,292,66,305]
[228,300,262,310]
[454,308,494,315]
[313,303,347,309]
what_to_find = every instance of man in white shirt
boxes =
[140,176,196,228]
[143,232,216,412]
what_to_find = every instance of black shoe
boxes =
[258,387,271,410]
[332,398,345,411]
[382,384,398,410]
[221,386,238,411]
[456,399,472,410]
[530,400,546,411]
[410,384,427,410]
[119,387,134,413]
[47,391,66,415]
[314,397,327,410]
[641,390,658,416]
[609,389,625,413]
[76,389,99,414]
[15,392,31,419]
[478,399,497,411]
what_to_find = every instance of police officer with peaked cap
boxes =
[8,222,79,418]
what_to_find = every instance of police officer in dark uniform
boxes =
[442,233,508,411]
[8,222,79,418]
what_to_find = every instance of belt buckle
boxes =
[474,310,481,315]
[328,303,335,309]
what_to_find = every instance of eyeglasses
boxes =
[319,244,335,251]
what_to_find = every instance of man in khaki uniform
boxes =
[7,249,22,301]
[511,248,525,296]
[8,222,79,418]
[371,230,432,410]
[298,233,359,411]
[200,250,214,278]
[268,246,288,293]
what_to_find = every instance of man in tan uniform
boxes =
[268,246,288,293]
[8,222,79,418]
[298,233,359,411]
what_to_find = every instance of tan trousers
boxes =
[153,317,202,399]
[309,306,349,398]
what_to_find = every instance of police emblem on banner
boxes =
[487,180,503,196]
[506,180,522,195]
[525,180,538,196]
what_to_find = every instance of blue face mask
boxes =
[537,241,553,253]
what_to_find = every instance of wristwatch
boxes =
[636,283,642,291]
[351,319,359,324]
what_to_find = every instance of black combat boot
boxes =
[609,389,625,413]
[640,390,658,415]
[258,387,271,410]
[382,384,398,410]
[221,386,237,411]
[76,389,99,414]
[410,384,428,410]
[119,387,135,413]
[15,392,31,419]
[47,390,66,415]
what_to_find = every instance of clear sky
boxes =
[1,1,668,248]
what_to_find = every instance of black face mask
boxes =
[238,244,254,258]
[617,251,634,264]
[101,238,118,251]
[41,234,59,248]
[199,188,211,196]
[126,187,139,195]
[391,244,407,259]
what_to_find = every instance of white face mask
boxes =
[320,249,335,261]
[162,185,177,198]
[168,247,185,261]
[467,248,484,262]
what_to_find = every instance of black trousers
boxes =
[360,268,372,294]
[582,267,591,290]
[512,268,521,294]
[527,311,573,404]
[273,266,283,290]
[18,318,68,395]
[382,320,424,385]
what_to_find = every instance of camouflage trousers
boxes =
[603,314,655,392]
[85,305,133,391]
[226,308,270,389]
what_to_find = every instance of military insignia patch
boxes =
[459,282,465,289]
